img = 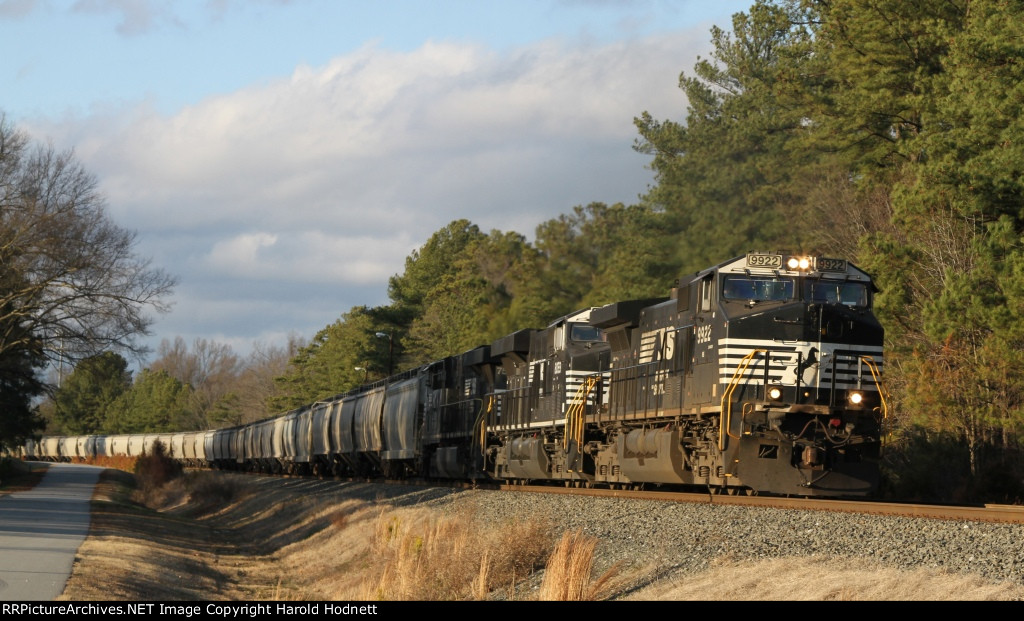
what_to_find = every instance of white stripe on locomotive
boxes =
[718,337,884,392]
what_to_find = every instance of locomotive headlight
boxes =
[786,256,812,271]
[767,385,784,401]
[848,391,864,406]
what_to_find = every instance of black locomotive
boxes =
[19,252,887,498]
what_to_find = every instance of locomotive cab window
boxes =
[570,324,605,343]
[699,275,715,312]
[805,280,869,308]
[721,276,794,302]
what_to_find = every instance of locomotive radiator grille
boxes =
[718,338,884,392]
[564,369,607,408]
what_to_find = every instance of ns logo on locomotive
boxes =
[17,252,887,498]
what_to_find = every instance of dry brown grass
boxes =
[623,554,1024,601]
[56,468,229,601]
[538,530,623,601]
[85,455,138,472]
[52,470,1024,602]
[355,505,555,600]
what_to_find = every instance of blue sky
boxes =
[1,0,753,365]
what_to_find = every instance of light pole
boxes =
[354,366,368,383]
[375,332,393,376]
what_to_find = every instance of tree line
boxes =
[3,0,1022,503]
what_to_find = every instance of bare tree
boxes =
[230,336,303,425]
[0,113,177,373]
[146,334,304,428]
[150,336,242,427]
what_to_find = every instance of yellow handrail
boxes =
[717,350,888,454]
[719,349,767,451]
[859,355,890,420]
[475,396,493,455]
[563,376,597,451]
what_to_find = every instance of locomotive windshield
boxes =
[805,280,870,308]
[722,276,794,302]
[570,324,605,342]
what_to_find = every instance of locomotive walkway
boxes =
[0,463,101,601]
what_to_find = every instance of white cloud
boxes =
[24,26,710,360]
[205,232,278,275]
[64,33,697,228]
[203,230,414,285]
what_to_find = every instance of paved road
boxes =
[0,463,101,601]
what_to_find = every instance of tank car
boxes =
[318,345,497,481]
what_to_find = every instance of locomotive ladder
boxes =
[563,375,598,453]
[475,395,494,455]
[858,355,890,420]
[719,349,768,451]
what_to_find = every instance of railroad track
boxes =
[494,482,1024,524]
[235,469,1024,525]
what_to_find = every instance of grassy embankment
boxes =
[14,450,620,601]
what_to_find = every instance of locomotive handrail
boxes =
[475,395,493,455]
[604,360,664,419]
[563,375,597,452]
[859,355,889,420]
[486,384,535,430]
[719,349,768,451]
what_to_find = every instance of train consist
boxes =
[17,252,888,497]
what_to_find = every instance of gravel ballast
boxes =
[410,486,1024,588]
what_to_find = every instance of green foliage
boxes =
[882,426,1024,504]
[807,0,963,171]
[404,273,492,364]
[635,1,824,273]
[831,0,1024,484]
[0,348,46,452]
[401,227,531,364]
[149,337,242,430]
[0,298,46,450]
[386,220,487,327]
[52,351,131,434]
[880,427,973,502]
[103,368,195,433]
[271,306,385,410]
[532,203,673,309]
